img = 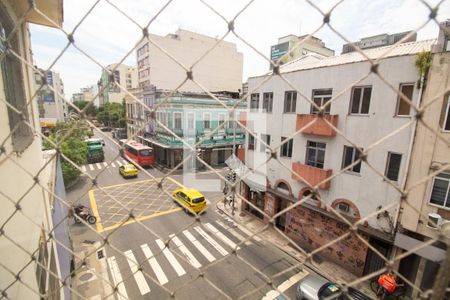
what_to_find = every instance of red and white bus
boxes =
[123,140,155,167]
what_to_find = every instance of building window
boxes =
[203,113,211,130]
[311,89,332,114]
[248,134,255,150]
[187,112,195,130]
[174,112,182,130]
[396,83,414,116]
[280,137,293,158]
[260,134,270,152]
[305,141,326,169]
[429,172,450,208]
[250,93,259,110]
[385,152,402,181]
[0,13,33,152]
[218,113,226,128]
[443,94,450,131]
[263,92,273,112]
[342,146,362,173]
[349,86,372,115]
[284,91,297,113]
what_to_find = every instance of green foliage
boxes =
[70,100,98,118]
[415,51,432,76]
[46,121,90,185]
[96,102,126,128]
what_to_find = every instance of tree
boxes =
[70,100,98,118]
[46,121,91,185]
[96,102,126,128]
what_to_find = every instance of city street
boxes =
[67,130,306,299]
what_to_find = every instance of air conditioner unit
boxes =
[427,213,443,229]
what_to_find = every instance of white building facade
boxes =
[243,39,434,276]
[34,68,67,125]
[98,63,138,106]
[136,29,243,96]
[0,0,69,299]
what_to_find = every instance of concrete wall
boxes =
[137,29,243,93]
[247,54,422,230]
[401,52,450,237]
[0,3,58,297]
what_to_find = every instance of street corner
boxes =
[88,177,184,232]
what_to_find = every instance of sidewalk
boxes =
[71,237,113,300]
[215,197,375,298]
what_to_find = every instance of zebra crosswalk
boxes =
[105,220,262,297]
[81,159,129,172]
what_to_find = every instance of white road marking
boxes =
[215,220,252,246]
[110,162,116,168]
[140,244,168,285]
[103,162,108,167]
[222,216,262,242]
[194,226,228,256]
[183,230,215,262]
[261,271,307,300]
[155,239,186,277]
[121,159,128,165]
[89,164,94,171]
[81,166,86,172]
[169,234,201,269]
[204,223,240,250]
[124,250,151,295]
[106,257,129,300]
[117,160,123,167]
[96,163,102,169]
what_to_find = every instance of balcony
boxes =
[296,114,338,137]
[291,162,332,189]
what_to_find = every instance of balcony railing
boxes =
[291,162,332,189]
[296,114,338,137]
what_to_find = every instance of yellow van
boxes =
[172,188,207,214]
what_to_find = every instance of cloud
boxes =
[29,0,450,98]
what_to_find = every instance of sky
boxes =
[29,0,450,99]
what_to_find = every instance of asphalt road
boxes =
[67,130,305,300]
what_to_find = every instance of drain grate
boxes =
[97,250,104,259]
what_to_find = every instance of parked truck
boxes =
[85,138,105,163]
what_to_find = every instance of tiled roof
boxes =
[276,39,437,74]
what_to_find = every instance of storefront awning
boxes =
[137,136,171,149]
[243,172,267,192]
[394,233,446,262]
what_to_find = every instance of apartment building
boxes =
[270,34,335,68]
[34,68,67,126]
[0,1,70,299]
[242,38,434,276]
[393,22,450,297]
[127,90,246,169]
[136,28,243,97]
[72,85,99,106]
[98,63,138,106]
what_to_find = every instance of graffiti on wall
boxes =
[285,205,368,275]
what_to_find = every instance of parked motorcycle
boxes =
[73,204,97,225]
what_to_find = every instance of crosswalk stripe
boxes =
[89,164,94,171]
[215,220,251,246]
[140,244,168,285]
[183,230,215,262]
[107,257,129,300]
[155,239,186,277]
[111,162,116,168]
[122,159,128,165]
[169,234,201,269]
[222,216,262,242]
[81,166,86,172]
[205,223,240,250]
[194,226,228,256]
[103,162,108,167]
[117,160,123,167]
[96,163,102,169]
[124,250,151,295]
